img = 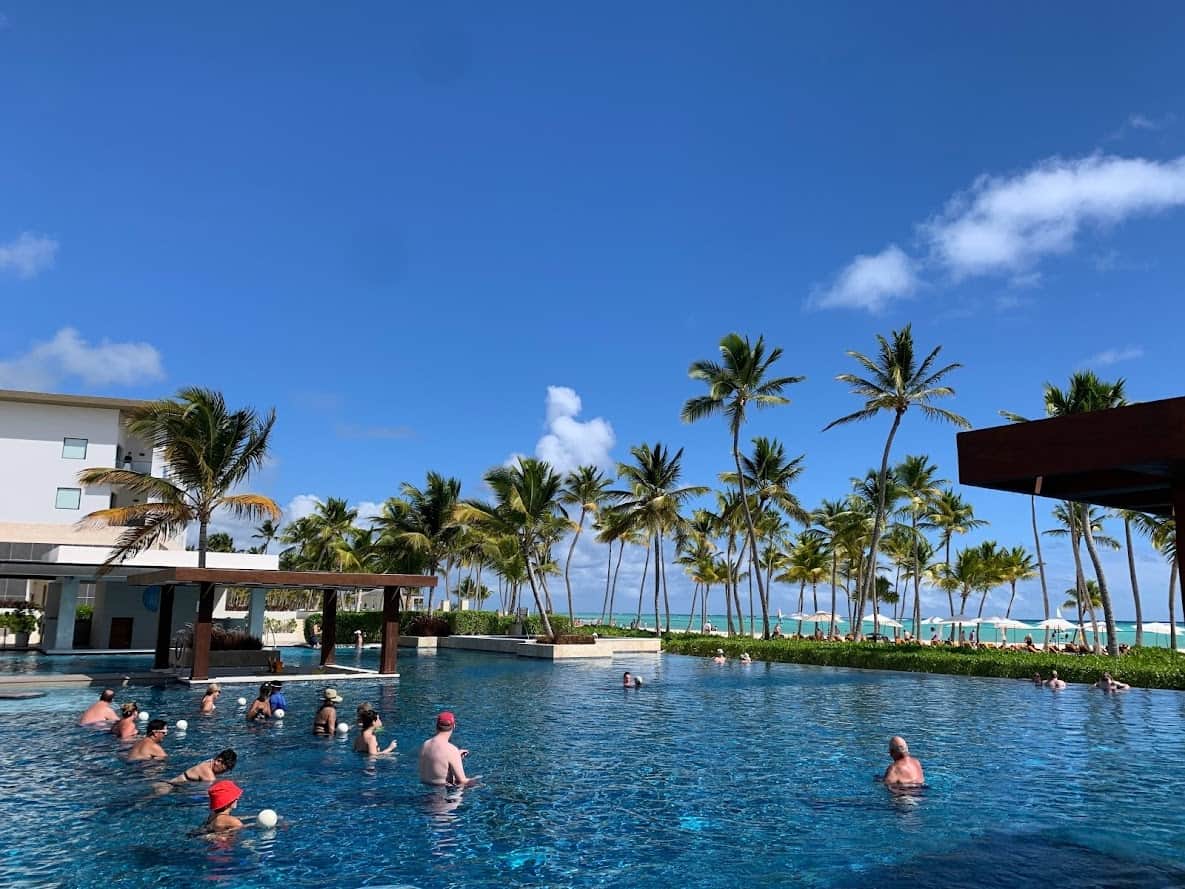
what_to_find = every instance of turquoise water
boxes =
[3,646,1185,887]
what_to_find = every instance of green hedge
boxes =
[301,610,576,642]
[660,636,1185,690]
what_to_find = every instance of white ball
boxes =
[336,722,349,734]
[138,711,150,721]
[238,697,247,706]
[257,808,278,829]
[273,708,285,719]
[175,719,188,731]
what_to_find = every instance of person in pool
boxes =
[112,701,140,739]
[418,711,477,788]
[882,736,925,788]
[267,681,287,713]
[740,652,752,664]
[204,780,245,833]
[128,719,169,761]
[79,688,119,726]
[354,710,397,756]
[313,688,343,735]
[1031,672,1043,686]
[162,749,237,791]
[1045,670,1066,690]
[246,684,272,721]
[712,648,726,664]
[622,672,633,687]
[1094,672,1130,692]
[200,683,221,714]
[356,701,375,726]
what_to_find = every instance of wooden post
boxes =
[191,581,215,681]
[380,585,400,675]
[320,588,338,666]
[154,583,175,669]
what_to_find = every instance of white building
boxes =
[0,389,278,653]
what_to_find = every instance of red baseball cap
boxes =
[436,711,456,729]
[209,780,243,811]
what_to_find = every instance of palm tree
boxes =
[1046,503,1119,650]
[999,545,1038,619]
[455,458,567,640]
[560,466,612,628]
[894,455,943,636]
[683,333,805,639]
[806,499,855,637]
[927,488,987,621]
[205,532,236,553]
[252,518,282,554]
[1131,513,1178,649]
[1118,510,1147,647]
[79,387,280,569]
[825,326,968,638]
[372,472,461,612]
[611,443,707,635]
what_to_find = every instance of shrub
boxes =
[76,604,94,621]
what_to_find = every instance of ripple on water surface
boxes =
[0,647,1184,888]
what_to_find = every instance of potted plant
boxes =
[10,606,39,648]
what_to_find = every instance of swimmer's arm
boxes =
[446,749,469,785]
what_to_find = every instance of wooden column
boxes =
[320,588,338,666]
[154,583,175,669]
[191,581,215,681]
[379,585,400,675]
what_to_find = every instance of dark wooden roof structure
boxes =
[129,568,437,590]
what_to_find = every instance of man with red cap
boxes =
[204,780,245,833]
[417,711,477,788]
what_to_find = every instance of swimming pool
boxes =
[3,648,1184,888]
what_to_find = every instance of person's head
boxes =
[206,683,221,697]
[359,710,381,731]
[322,688,343,705]
[622,672,631,683]
[208,780,243,814]
[1033,672,1041,681]
[1051,670,1059,679]
[716,648,724,656]
[1103,672,1112,681]
[120,701,138,718]
[213,749,237,775]
[269,681,282,692]
[436,711,456,733]
[356,702,374,720]
[99,688,115,703]
[257,684,271,701]
[889,736,909,761]
[147,719,168,740]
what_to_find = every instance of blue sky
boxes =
[2,4,1184,618]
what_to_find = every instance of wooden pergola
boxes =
[957,396,1185,588]
[130,568,438,680]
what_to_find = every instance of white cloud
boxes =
[810,244,917,312]
[284,494,323,523]
[817,154,1185,312]
[1128,113,1174,132]
[532,386,616,475]
[0,328,164,391]
[0,233,58,278]
[1085,345,1144,367]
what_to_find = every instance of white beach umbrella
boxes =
[1143,622,1179,635]
[1037,617,1077,630]
[861,615,903,628]
[788,612,811,621]
[990,618,1033,630]
[921,616,947,625]
[805,611,845,624]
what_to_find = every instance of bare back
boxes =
[418,733,467,786]
[884,755,925,786]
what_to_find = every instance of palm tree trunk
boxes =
[1081,516,1119,656]
[635,540,651,626]
[1006,581,1018,619]
[828,551,838,638]
[599,536,613,624]
[857,410,904,640]
[659,535,671,633]
[1068,524,1096,649]
[564,507,587,629]
[796,580,805,637]
[732,425,770,639]
[198,520,209,569]
[523,553,555,640]
[1169,560,1178,651]
[1032,495,1051,647]
[686,583,699,634]
[653,532,661,636]
[609,540,625,624]
[747,567,755,639]
[1124,517,1144,647]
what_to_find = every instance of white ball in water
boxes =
[336,722,349,734]
[238,697,247,707]
[257,808,278,829]
[175,719,188,731]
[273,708,285,719]
[138,711,150,721]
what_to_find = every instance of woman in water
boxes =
[201,683,221,714]
[313,688,343,735]
[245,684,272,721]
[354,710,397,755]
[111,701,140,739]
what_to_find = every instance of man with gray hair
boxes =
[883,736,925,787]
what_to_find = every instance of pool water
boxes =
[0,652,155,675]
[2,648,1185,888]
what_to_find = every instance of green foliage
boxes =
[301,610,577,641]
[75,604,94,621]
[661,636,1185,690]
[0,607,40,635]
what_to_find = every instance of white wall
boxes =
[0,401,120,524]
[89,580,198,649]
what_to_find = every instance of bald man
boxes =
[883,736,925,787]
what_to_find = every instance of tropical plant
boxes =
[683,333,804,639]
[560,465,612,628]
[999,545,1038,619]
[894,455,944,635]
[927,488,987,621]
[78,387,280,569]
[825,326,968,639]
[372,472,461,612]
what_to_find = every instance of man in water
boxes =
[712,648,726,664]
[1093,672,1130,692]
[267,681,287,713]
[418,711,477,788]
[622,671,633,687]
[79,688,118,726]
[1045,670,1066,690]
[128,719,169,761]
[882,736,925,787]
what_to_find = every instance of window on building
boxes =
[62,438,88,459]
[55,488,82,510]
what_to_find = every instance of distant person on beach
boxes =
[112,702,140,739]
[1045,671,1066,690]
[201,684,221,713]
[882,736,925,788]
[267,682,287,713]
[772,624,784,638]
[1023,635,1039,653]
[1094,672,1130,692]
[354,629,364,652]
[355,710,397,756]
[79,688,118,726]
[313,688,343,735]
[712,648,726,664]
[418,711,477,787]
[929,630,939,644]
[128,719,169,761]
[246,685,272,721]
[203,780,245,833]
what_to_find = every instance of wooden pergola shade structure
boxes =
[130,568,437,680]
[957,396,1185,583]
